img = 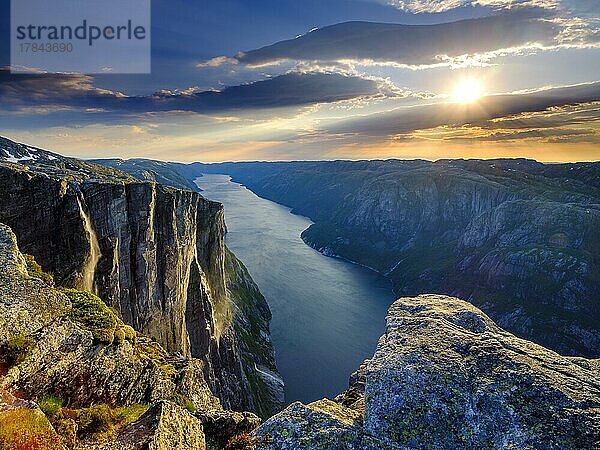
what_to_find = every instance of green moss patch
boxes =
[23,254,54,286]
[76,403,116,437]
[38,395,64,417]
[173,393,196,413]
[1,333,36,367]
[61,288,118,344]
[60,288,139,346]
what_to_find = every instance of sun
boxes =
[452,78,484,103]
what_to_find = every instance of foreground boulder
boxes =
[196,409,262,450]
[256,294,600,449]
[116,401,205,450]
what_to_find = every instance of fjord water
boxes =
[195,174,395,404]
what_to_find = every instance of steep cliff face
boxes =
[0,222,261,449]
[0,136,281,417]
[178,160,600,358]
[225,248,285,418]
[0,223,219,410]
[255,294,600,449]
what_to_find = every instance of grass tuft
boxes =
[76,403,115,437]
[1,333,35,367]
[60,288,117,344]
[225,433,270,450]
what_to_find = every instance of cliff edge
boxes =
[0,222,264,449]
[0,136,283,418]
[256,294,600,449]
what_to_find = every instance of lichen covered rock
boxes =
[115,401,206,450]
[255,295,600,449]
[257,399,363,450]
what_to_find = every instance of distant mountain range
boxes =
[2,136,599,449]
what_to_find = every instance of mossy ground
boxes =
[225,432,270,450]
[0,408,62,450]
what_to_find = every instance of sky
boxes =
[0,0,599,162]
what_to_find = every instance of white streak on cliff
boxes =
[77,196,101,293]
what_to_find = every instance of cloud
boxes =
[0,69,397,122]
[384,0,564,14]
[387,0,596,17]
[321,82,600,144]
[230,11,565,68]
[196,56,240,68]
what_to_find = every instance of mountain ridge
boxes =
[2,135,600,449]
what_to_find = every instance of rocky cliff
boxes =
[0,222,260,449]
[0,136,282,418]
[255,294,600,449]
[174,160,600,358]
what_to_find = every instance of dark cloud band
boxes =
[234,11,560,67]
[0,69,392,118]
[326,82,600,138]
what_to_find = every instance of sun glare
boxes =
[452,78,484,103]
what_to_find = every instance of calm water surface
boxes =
[195,174,395,404]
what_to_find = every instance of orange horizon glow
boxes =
[3,130,598,164]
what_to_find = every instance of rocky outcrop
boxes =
[0,222,216,408]
[0,136,282,416]
[0,221,261,448]
[179,160,600,358]
[115,401,206,450]
[196,409,262,450]
[255,294,600,449]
